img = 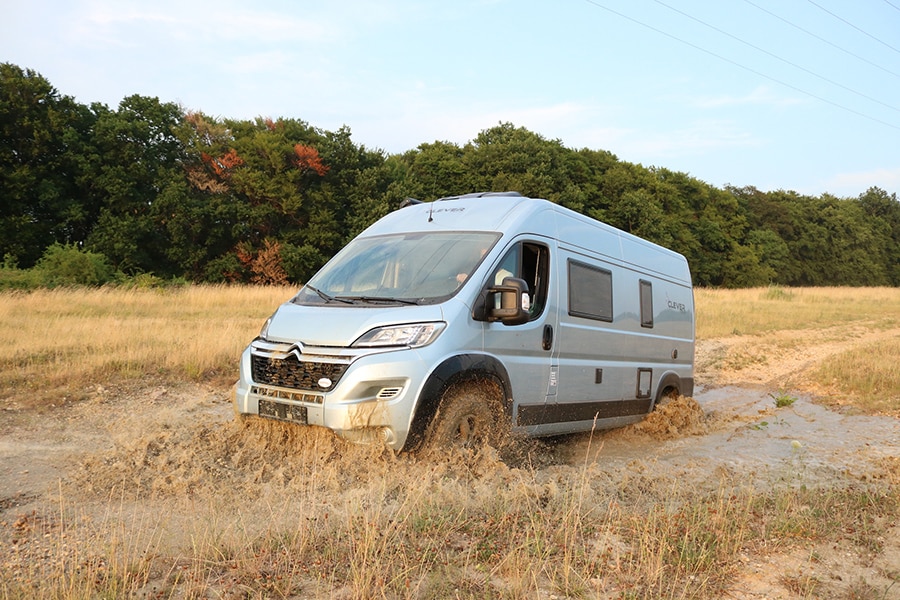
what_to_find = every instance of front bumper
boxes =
[234,339,430,450]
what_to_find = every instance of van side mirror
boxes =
[489,277,530,325]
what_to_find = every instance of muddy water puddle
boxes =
[560,387,900,489]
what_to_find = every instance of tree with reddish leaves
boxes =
[235,238,289,285]
[201,148,245,180]
[293,144,329,177]
[176,116,342,283]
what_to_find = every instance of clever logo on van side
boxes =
[666,294,687,312]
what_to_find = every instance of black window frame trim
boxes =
[567,259,614,323]
[639,279,654,329]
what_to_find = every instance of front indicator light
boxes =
[258,315,273,341]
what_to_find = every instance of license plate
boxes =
[258,399,308,424]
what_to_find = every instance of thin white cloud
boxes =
[191,11,335,44]
[611,120,760,158]
[230,51,295,75]
[482,102,594,132]
[332,93,762,162]
[72,0,337,48]
[85,8,176,27]
[694,85,805,109]
[824,167,900,196]
[346,100,608,152]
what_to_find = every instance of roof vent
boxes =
[399,197,422,208]
[436,191,523,202]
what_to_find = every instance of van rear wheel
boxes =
[423,382,501,451]
[655,385,681,409]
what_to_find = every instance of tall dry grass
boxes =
[695,286,900,414]
[813,337,900,414]
[0,285,293,405]
[695,286,900,338]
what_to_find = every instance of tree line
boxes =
[2,62,898,288]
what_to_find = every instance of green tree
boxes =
[727,186,803,284]
[0,63,98,267]
[463,123,572,200]
[396,140,473,201]
[84,95,185,275]
[857,187,900,285]
[784,194,889,286]
[606,188,670,245]
[316,126,393,247]
[3,64,897,290]
[744,228,789,284]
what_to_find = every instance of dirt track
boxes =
[1,330,899,598]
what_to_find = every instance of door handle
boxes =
[542,324,553,351]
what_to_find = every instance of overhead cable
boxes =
[806,0,900,55]
[652,0,900,114]
[741,0,900,80]
[580,0,900,131]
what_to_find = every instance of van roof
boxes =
[361,192,692,284]
[366,192,550,237]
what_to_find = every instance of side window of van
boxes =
[640,279,654,328]
[568,260,613,322]
[492,242,549,319]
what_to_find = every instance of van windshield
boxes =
[293,232,501,305]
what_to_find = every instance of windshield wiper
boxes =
[305,285,353,304]
[337,296,420,305]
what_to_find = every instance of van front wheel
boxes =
[424,382,501,451]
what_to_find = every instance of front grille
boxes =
[251,385,324,404]
[251,353,347,392]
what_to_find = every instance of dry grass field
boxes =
[1,285,898,599]
[694,286,900,416]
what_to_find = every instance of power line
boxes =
[579,0,900,131]
[741,0,900,81]
[883,0,900,12]
[652,0,900,114]
[806,0,900,55]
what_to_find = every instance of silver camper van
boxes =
[234,192,694,451]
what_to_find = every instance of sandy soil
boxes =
[1,327,899,598]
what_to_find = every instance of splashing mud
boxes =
[55,381,899,505]
[622,395,709,439]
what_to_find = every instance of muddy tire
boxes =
[423,382,502,451]
[655,387,680,409]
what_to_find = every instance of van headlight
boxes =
[353,322,446,348]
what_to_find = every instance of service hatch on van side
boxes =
[234,192,695,451]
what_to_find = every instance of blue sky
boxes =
[3,0,899,198]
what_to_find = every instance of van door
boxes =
[480,239,558,431]
[552,254,653,430]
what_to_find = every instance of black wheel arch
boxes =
[404,353,512,451]
[653,372,693,408]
